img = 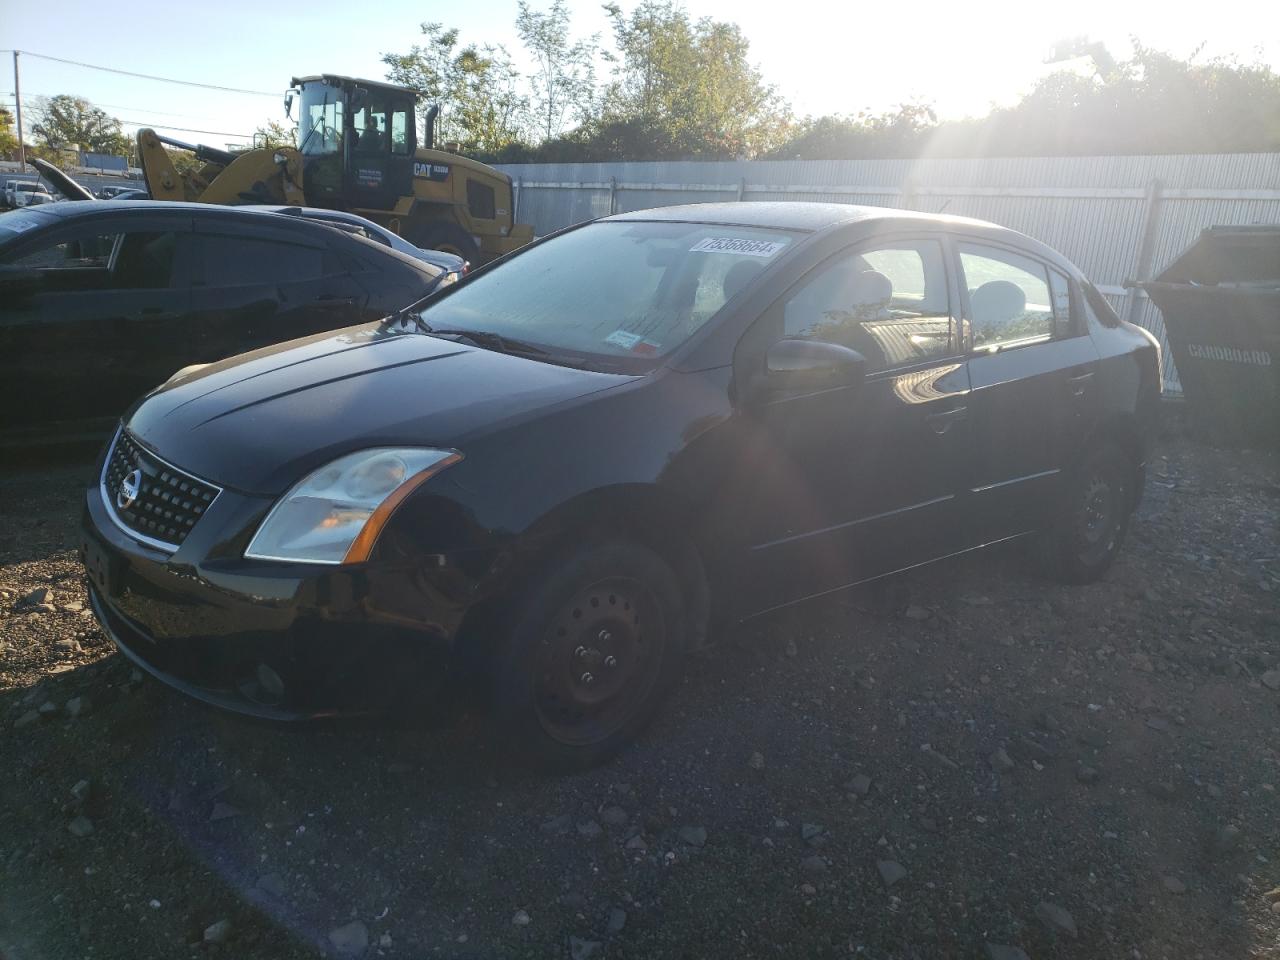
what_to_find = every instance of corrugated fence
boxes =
[497,153,1280,393]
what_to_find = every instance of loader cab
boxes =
[290,75,418,212]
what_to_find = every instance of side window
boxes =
[467,179,496,220]
[390,110,410,155]
[7,229,119,270]
[959,243,1054,350]
[782,239,953,372]
[352,105,388,152]
[112,232,179,289]
[200,236,324,286]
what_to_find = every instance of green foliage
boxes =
[387,18,1279,162]
[0,107,17,160]
[383,22,527,153]
[253,120,296,149]
[516,0,600,141]
[30,95,130,157]
[770,42,1280,160]
[598,0,788,158]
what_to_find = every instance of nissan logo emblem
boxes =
[117,468,142,510]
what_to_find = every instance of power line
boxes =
[8,90,230,122]
[5,49,278,97]
[117,120,254,138]
[4,94,257,138]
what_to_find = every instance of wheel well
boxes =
[1086,415,1146,509]
[454,487,712,672]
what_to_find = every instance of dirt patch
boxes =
[1,434,1277,959]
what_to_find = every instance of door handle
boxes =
[925,405,968,435]
[1068,372,1094,397]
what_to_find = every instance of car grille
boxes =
[101,429,221,550]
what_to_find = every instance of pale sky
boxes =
[3,0,1278,150]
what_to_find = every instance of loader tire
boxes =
[406,220,479,264]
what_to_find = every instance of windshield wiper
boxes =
[385,313,608,370]
[423,327,542,355]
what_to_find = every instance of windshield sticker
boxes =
[689,237,787,258]
[631,339,661,357]
[604,329,643,349]
[0,217,42,234]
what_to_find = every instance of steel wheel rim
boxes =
[533,577,665,747]
[1074,471,1120,564]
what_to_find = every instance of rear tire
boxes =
[491,541,686,772]
[405,219,479,264]
[1040,442,1132,584]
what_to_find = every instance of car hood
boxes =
[126,323,634,495]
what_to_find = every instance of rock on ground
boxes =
[203,920,232,944]
[1034,900,1078,938]
[328,921,368,955]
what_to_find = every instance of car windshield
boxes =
[417,220,798,367]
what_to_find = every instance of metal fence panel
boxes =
[498,152,1280,394]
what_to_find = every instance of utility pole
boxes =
[13,50,25,169]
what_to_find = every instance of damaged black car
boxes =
[81,202,1161,769]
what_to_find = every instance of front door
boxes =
[957,240,1102,540]
[0,216,193,435]
[345,97,415,211]
[736,236,973,614]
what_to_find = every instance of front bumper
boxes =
[81,483,469,720]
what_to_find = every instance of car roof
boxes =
[604,201,1075,273]
[27,199,295,219]
[606,201,1000,233]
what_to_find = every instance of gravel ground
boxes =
[1,427,1278,960]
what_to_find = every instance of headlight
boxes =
[244,448,462,564]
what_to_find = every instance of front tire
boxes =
[1041,442,1133,584]
[491,541,686,772]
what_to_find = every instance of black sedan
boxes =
[81,202,1161,769]
[0,201,452,445]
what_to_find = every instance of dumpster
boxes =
[1141,225,1280,445]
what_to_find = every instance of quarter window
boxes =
[782,240,953,372]
[959,243,1054,350]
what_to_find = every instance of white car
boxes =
[6,181,54,208]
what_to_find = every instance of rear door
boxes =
[958,240,1101,541]
[0,214,193,433]
[189,222,369,360]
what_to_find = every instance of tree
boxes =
[516,0,599,141]
[253,119,296,149]
[31,95,130,156]
[0,107,17,160]
[769,43,1280,159]
[383,22,527,153]
[599,1,788,158]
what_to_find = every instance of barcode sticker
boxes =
[689,237,787,258]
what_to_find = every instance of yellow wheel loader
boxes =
[137,74,533,264]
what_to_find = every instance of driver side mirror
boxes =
[761,338,866,395]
